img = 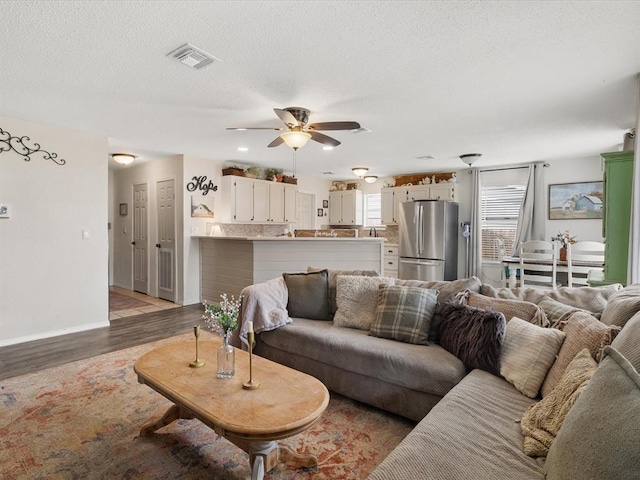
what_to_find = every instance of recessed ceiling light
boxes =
[351,127,372,134]
[322,146,334,151]
[323,171,335,175]
[238,147,249,152]
[416,155,436,160]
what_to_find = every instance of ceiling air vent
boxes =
[166,43,219,70]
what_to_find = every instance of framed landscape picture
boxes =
[548,181,603,220]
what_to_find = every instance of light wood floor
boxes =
[109,286,180,320]
[0,304,204,381]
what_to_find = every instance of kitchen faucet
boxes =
[369,227,378,237]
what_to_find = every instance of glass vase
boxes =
[217,332,235,378]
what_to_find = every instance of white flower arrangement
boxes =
[202,293,243,336]
[551,230,577,248]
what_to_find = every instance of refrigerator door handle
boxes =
[400,259,442,267]
[417,204,423,255]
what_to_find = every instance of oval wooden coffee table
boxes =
[134,339,330,480]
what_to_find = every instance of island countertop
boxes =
[193,235,386,242]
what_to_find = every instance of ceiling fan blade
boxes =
[307,121,361,131]
[267,136,284,148]
[274,108,299,127]
[309,131,341,147]
[226,127,283,130]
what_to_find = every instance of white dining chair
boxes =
[567,241,605,287]
[519,240,558,289]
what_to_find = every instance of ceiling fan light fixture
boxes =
[460,153,482,166]
[280,131,311,149]
[112,153,136,165]
[352,167,369,177]
[364,175,378,184]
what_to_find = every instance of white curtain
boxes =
[628,77,640,284]
[512,162,546,255]
[469,168,483,277]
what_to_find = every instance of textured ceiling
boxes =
[1,1,638,178]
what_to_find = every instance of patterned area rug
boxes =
[0,334,414,479]
[109,290,155,311]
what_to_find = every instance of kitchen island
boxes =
[195,236,385,301]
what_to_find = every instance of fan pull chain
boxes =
[292,149,297,178]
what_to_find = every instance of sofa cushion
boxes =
[461,290,549,327]
[369,285,438,345]
[395,276,482,342]
[479,283,623,315]
[536,297,592,327]
[544,346,640,480]
[368,370,543,480]
[521,348,597,458]
[333,275,394,330]
[540,310,620,397]
[282,270,330,320]
[439,301,506,376]
[600,284,640,328]
[307,266,379,314]
[610,309,640,370]
[258,318,466,398]
[500,317,565,398]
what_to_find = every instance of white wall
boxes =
[0,116,108,346]
[183,155,226,305]
[111,155,183,300]
[295,174,333,228]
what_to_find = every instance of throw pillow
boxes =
[461,290,549,327]
[307,267,380,314]
[500,317,565,398]
[396,276,482,342]
[540,310,620,397]
[521,348,597,458]
[282,270,330,320]
[369,285,438,345]
[600,284,640,328]
[537,297,588,328]
[438,300,506,375]
[544,346,640,480]
[333,275,394,330]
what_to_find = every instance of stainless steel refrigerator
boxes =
[398,200,459,281]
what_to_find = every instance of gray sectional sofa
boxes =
[235,274,640,479]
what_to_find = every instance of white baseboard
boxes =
[0,321,110,347]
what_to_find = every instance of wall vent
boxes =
[166,43,219,70]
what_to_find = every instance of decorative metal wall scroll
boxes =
[0,128,66,165]
[186,176,218,195]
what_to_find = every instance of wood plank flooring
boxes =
[0,304,204,381]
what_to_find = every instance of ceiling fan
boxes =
[227,107,361,150]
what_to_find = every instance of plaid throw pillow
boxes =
[369,285,438,345]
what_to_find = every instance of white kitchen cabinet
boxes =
[429,183,458,201]
[381,184,458,224]
[383,244,399,278]
[329,190,363,225]
[283,184,297,223]
[221,176,298,223]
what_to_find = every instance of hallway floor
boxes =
[109,286,179,320]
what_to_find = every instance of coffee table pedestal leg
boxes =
[249,441,318,480]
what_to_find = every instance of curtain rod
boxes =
[467,163,550,174]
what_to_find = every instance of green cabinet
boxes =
[600,151,634,286]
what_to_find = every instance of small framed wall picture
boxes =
[317,208,324,217]
[119,203,128,216]
[322,199,329,208]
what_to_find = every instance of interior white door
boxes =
[133,183,148,294]
[157,179,176,302]
[297,192,315,229]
